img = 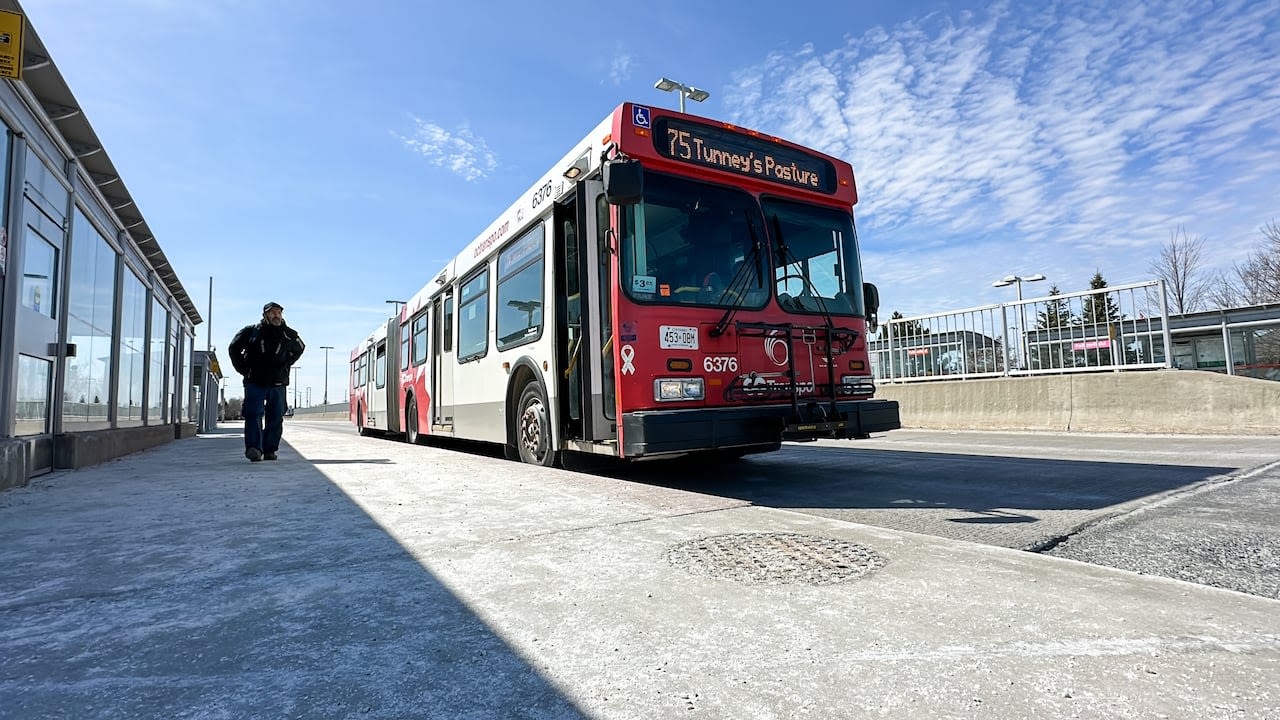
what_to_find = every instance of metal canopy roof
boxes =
[4,0,203,326]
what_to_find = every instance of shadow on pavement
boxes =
[0,428,586,719]
[596,444,1236,518]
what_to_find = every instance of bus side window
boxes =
[443,295,454,353]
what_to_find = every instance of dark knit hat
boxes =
[263,302,284,313]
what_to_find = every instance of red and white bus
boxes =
[350,101,899,465]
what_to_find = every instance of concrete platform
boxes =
[1,426,1277,718]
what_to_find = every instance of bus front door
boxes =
[579,180,616,444]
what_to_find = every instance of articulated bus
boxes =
[350,101,900,465]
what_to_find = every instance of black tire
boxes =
[357,407,370,437]
[405,397,420,444]
[516,383,556,467]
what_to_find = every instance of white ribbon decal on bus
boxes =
[620,345,636,375]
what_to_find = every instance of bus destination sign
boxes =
[653,117,837,194]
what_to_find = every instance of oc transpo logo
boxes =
[765,332,789,367]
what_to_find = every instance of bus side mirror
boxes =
[863,282,880,332]
[604,158,643,205]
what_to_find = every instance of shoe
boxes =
[263,452,278,461]
[245,448,263,462]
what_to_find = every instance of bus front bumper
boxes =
[620,399,900,458]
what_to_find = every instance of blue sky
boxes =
[23,0,1280,403]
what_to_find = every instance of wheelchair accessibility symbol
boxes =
[633,106,651,128]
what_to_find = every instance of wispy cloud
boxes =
[396,118,497,182]
[724,0,1280,309]
[610,50,633,86]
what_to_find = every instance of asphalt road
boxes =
[1042,459,1280,598]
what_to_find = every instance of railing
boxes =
[870,280,1172,382]
[289,402,349,419]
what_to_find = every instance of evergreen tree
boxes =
[1075,271,1122,366]
[1032,285,1073,369]
[886,310,930,337]
[1035,285,1073,329]
[1078,271,1121,325]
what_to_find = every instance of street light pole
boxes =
[292,366,301,410]
[992,274,1046,370]
[319,345,334,406]
[654,77,710,113]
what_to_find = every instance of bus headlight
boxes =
[655,378,705,401]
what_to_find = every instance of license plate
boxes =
[659,325,699,350]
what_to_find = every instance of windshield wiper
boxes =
[770,213,838,329]
[709,221,765,337]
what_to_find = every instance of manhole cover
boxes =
[665,532,887,585]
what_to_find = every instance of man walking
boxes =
[229,302,305,461]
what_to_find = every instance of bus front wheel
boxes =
[517,383,555,467]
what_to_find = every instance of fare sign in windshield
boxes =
[653,117,837,194]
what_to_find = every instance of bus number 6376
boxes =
[703,356,739,373]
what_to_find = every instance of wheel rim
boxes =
[520,397,547,462]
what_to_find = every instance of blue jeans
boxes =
[243,382,288,453]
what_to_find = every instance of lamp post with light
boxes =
[654,77,710,113]
[319,345,334,405]
[992,274,1046,371]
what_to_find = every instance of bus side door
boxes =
[368,339,387,430]
[432,292,455,429]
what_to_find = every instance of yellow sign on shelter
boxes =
[0,10,25,81]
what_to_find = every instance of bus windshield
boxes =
[618,171,866,317]
[764,197,865,316]
[620,172,769,308]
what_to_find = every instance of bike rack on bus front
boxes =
[726,320,866,439]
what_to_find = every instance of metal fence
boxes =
[869,280,1174,382]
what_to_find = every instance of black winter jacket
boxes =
[229,321,305,386]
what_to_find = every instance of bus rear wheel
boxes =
[357,407,370,436]
[517,383,556,467]
[405,397,420,444]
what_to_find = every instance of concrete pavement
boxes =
[1,425,1278,719]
